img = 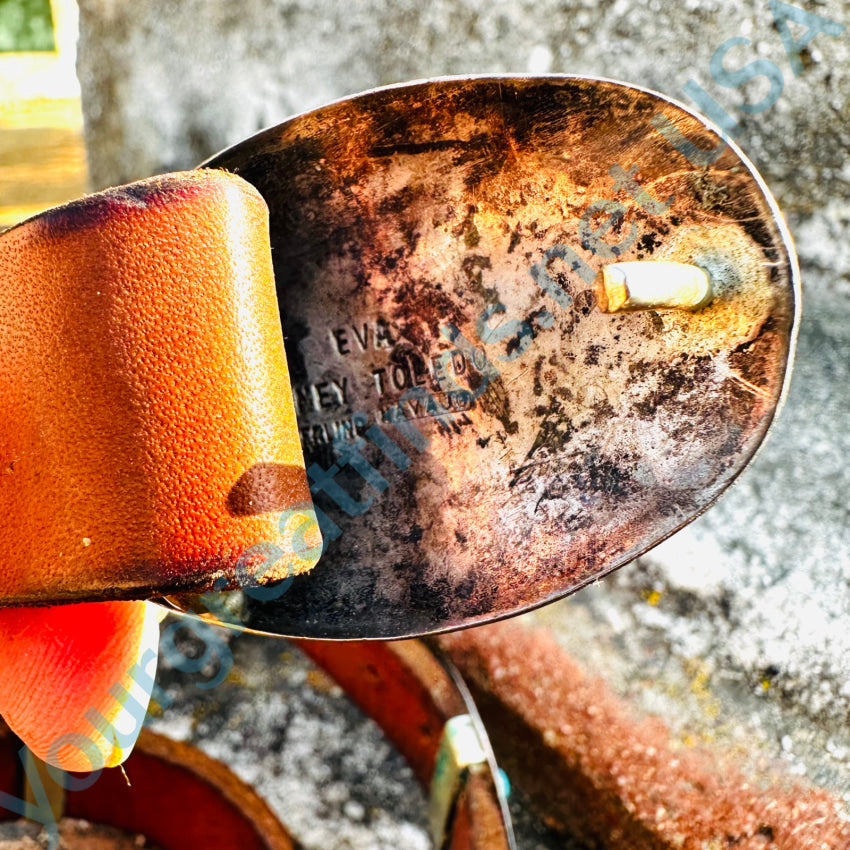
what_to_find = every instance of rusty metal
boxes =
[176,76,798,639]
[437,621,850,848]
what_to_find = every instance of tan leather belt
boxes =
[0,170,319,607]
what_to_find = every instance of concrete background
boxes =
[74,1,850,847]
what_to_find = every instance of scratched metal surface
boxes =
[197,76,798,639]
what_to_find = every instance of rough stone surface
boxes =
[74,0,850,846]
[149,626,570,850]
[531,274,850,806]
[150,629,433,850]
[76,0,850,232]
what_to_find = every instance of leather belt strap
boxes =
[0,172,513,849]
[0,640,514,850]
[0,170,317,606]
[0,725,296,850]
[7,623,849,849]
[437,621,850,849]
[294,639,514,850]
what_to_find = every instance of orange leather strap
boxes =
[0,170,317,606]
[295,639,513,850]
[0,173,511,849]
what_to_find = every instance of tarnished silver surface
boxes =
[180,76,798,638]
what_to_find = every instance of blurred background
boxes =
[1,0,849,847]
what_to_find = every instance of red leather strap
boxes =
[0,640,511,849]
[0,726,296,850]
[295,639,512,850]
